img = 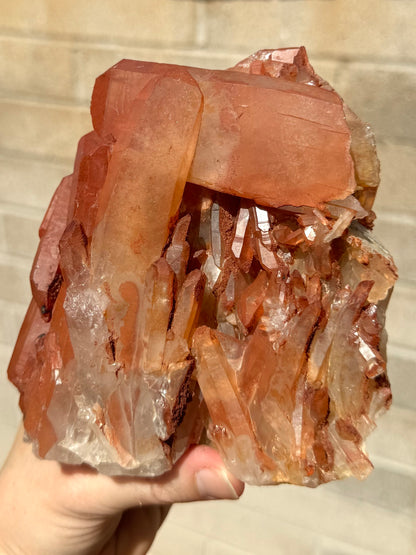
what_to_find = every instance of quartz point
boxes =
[8,47,398,485]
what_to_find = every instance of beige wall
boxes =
[0,1,415,553]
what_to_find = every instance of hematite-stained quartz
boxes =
[8,47,397,485]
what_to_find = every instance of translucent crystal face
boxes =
[8,47,397,485]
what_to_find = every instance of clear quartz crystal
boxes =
[232,208,250,258]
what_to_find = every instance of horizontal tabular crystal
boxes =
[8,47,397,485]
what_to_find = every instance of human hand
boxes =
[0,424,244,555]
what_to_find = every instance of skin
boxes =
[0,425,244,555]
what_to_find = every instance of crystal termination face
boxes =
[8,47,397,486]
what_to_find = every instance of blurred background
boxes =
[0,1,415,553]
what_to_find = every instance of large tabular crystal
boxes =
[8,47,397,485]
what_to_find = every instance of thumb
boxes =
[3,424,244,517]
[70,444,245,514]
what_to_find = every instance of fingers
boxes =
[72,444,245,513]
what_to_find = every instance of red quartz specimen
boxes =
[30,175,73,319]
[8,47,397,485]
[92,59,355,207]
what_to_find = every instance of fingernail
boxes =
[195,468,241,500]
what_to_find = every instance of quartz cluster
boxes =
[8,47,398,486]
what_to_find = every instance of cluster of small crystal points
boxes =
[8,47,397,485]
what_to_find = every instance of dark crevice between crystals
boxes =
[44,271,63,321]
[162,359,196,450]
